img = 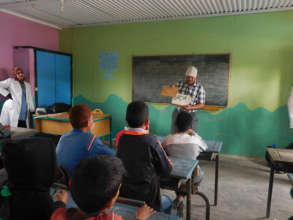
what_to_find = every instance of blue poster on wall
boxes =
[99,52,118,79]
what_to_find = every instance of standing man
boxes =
[0,67,35,128]
[171,65,206,133]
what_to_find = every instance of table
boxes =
[161,156,198,220]
[198,140,223,206]
[157,136,223,206]
[266,148,293,218]
[110,202,180,220]
[33,112,112,145]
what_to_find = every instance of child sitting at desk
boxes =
[56,104,114,176]
[51,155,156,220]
[1,137,68,220]
[116,101,173,211]
[162,111,208,216]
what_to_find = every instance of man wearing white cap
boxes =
[171,65,206,133]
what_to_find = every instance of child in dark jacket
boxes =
[51,155,155,220]
[1,137,67,220]
[116,101,173,211]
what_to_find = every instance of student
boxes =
[116,101,173,211]
[162,111,208,216]
[56,104,114,176]
[1,137,68,220]
[0,67,35,128]
[51,155,156,220]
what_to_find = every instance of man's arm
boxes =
[0,79,11,97]
[182,84,206,110]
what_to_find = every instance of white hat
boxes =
[185,66,198,78]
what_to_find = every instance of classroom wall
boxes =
[59,10,293,158]
[0,12,59,80]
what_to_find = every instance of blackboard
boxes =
[132,54,230,107]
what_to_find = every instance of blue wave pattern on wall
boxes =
[73,94,293,158]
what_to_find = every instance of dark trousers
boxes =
[18,120,26,128]
[171,108,198,134]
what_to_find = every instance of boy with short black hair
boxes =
[56,104,114,176]
[116,101,173,211]
[163,111,207,161]
[162,111,207,216]
[51,155,155,220]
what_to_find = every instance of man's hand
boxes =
[182,105,192,111]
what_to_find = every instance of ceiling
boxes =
[0,0,293,29]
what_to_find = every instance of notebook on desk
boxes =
[267,148,293,163]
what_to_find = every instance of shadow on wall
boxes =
[73,94,293,158]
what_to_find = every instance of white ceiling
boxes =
[1,0,293,29]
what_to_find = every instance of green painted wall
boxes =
[60,11,293,158]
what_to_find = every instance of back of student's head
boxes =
[175,111,193,132]
[71,155,125,213]
[126,101,148,128]
[2,137,56,191]
[69,104,91,129]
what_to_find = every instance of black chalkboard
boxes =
[132,54,230,107]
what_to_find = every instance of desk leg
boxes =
[266,167,275,218]
[214,154,219,206]
[186,178,191,220]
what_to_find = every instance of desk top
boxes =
[267,148,293,163]
[111,202,180,220]
[169,156,198,179]
[34,112,111,122]
[204,140,223,153]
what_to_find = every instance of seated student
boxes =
[116,101,173,211]
[1,137,68,220]
[51,155,156,220]
[56,104,114,176]
[162,111,208,216]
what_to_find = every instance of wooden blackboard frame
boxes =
[132,53,231,110]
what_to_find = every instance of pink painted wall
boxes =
[0,12,59,80]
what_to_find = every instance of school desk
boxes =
[157,136,223,206]
[161,157,209,220]
[266,148,293,218]
[33,112,112,145]
[198,140,223,206]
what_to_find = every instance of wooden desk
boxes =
[33,112,112,145]
[198,140,223,206]
[266,148,293,218]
